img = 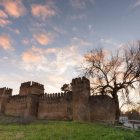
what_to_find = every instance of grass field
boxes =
[0,121,140,140]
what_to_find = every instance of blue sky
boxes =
[0,0,140,94]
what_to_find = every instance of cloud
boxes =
[70,14,86,20]
[22,38,30,45]
[70,0,95,9]
[21,45,83,73]
[14,29,20,34]
[0,9,11,27]
[0,10,8,18]
[22,46,44,63]
[71,37,92,46]
[31,4,56,20]
[5,27,20,34]
[0,0,26,18]
[100,38,118,46]
[33,32,53,46]
[1,38,87,93]
[20,45,83,92]
[0,34,13,50]
[53,26,67,35]
[132,0,140,7]
[0,19,11,27]
[22,46,58,64]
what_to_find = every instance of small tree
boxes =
[61,84,72,92]
[82,41,140,120]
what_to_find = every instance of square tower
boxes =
[19,81,44,96]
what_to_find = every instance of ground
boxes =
[0,120,139,140]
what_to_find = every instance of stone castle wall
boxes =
[5,95,27,117]
[38,92,72,120]
[0,78,116,122]
[89,95,116,122]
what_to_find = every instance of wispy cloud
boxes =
[0,0,26,18]
[134,0,140,7]
[31,4,56,20]
[70,0,95,9]
[20,44,83,92]
[22,38,30,45]
[5,27,20,34]
[0,9,11,27]
[130,0,140,8]
[0,19,11,27]
[71,37,92,47]
[0,10,8,18]
[0,34,13,50]
[21,44,83,73]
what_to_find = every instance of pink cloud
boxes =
[46,48,57,53]
[31,4,56,20]
[22,46,56,64]
[0,9,11,27]
[0,0,26,18]
[0,19,11,27]
[33,33,52,46]
[22,46,44,63]
[0,10,8,18]
[0,34,13,50]
[22,47,58,64]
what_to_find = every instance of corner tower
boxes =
[0,87,12,113]
[72,77,90,121]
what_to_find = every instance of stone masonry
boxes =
[0,77,116,122]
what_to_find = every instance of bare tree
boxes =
[82,41,140,120]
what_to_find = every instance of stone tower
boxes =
[0,87,12,113]
[72,77,90,121]
[19,81,44,96]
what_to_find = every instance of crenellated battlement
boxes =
[39,92,72,101]
[9,95,27,103]
[0,77,116,122]
[72,77,90,87]
[20,81,44,89]
[32,82,44,89]
[19,81,44,96]
[0,87,12,96]
[20,81,31,87]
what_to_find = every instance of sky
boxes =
[0,0,140,94]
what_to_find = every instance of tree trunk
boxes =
[112,93,120,121]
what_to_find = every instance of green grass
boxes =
[0,121,139,140]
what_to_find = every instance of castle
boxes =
[0,77,116,122]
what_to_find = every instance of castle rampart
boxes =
[0,77,116,122]
[5,96,27,117]
[38,92,72,120]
